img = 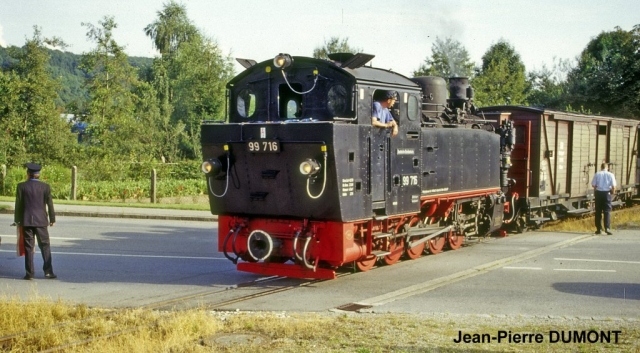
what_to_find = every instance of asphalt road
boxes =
[0,214,638,319]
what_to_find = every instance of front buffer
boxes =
[218,215,370,279]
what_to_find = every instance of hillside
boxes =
[0,45,154,110]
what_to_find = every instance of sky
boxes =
[0,0,638,78]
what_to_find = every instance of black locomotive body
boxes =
[201,53,512,279]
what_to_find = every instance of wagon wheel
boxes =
[447,231,464,250]
[515,217,528,233]
[427,236,446,254]
[383,237,404,265]
[355,255,376,272]
[405,217,424,260]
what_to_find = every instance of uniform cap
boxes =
[385,91,397,100]
[25,163,41,174]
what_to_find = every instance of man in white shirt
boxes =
[591,162,617,235]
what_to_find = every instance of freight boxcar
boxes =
[479,106,640,230]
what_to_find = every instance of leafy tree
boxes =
[80,16,155,177]
[170,36,234,159]
[145,2,234,160]
[0,70,21,164]
[312,37,362,59]
[472,40,529,106]
[145,0,198,58]
[0,27,76,166]
[413,37,475,78]
[147,57,184,162]
[565,25,640,119]
[527,57,572,109]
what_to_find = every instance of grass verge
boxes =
[542,206,640,233]
[1,297,638,352]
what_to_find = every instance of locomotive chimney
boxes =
[448,77,471,110]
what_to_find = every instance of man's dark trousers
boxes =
[594,190,612,231]
[23,226,53,277]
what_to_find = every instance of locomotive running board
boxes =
[237,262,336,280]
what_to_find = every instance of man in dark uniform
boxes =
[14,163,57,280]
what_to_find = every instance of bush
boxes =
[1,164,72,197]
[0,163,206,201]
[74,179,205,201]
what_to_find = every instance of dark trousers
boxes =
[22,226,53,277]
[594,190,612,231]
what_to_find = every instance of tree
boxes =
[565,25,640,118]
[472,40,529,106]
[0,70,21,164]
[170,36,234,159]
[145,2,234,160]
[413,37,475,78]
[527,57,572,110]
[144,0,198,59]
[312,37,361,60]
[0,27,75,166]
[80,16,154,177]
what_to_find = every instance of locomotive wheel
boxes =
[447,232,464,250]
[356,255,376,272]
[405,217,424,260]
[383,237,404,265]
[406,241,425,259]
[427,236,446,254]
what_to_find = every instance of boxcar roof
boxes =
[480,105,639,126]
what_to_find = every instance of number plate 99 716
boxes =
[247,140,280,153]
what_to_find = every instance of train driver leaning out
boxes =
[372,90,399,137]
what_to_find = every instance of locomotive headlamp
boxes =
[299,158,321,176]
[201,158,222,176]
[273,53,293,69]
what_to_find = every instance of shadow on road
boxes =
[553,282,640,300]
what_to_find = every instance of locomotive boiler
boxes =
[200,53,514,279]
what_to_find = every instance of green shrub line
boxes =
[0,163,207,201]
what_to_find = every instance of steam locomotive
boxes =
[200,53,517,279]
[201,52,640,279]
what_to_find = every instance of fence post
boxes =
[71,166,77,200]
[151,169,157,204]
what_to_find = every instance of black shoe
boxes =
[605,229,613,235]
[23,275,33,280]
[595,230,602,235]
[45,273,57,279]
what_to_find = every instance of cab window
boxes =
[237,89,256,118]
